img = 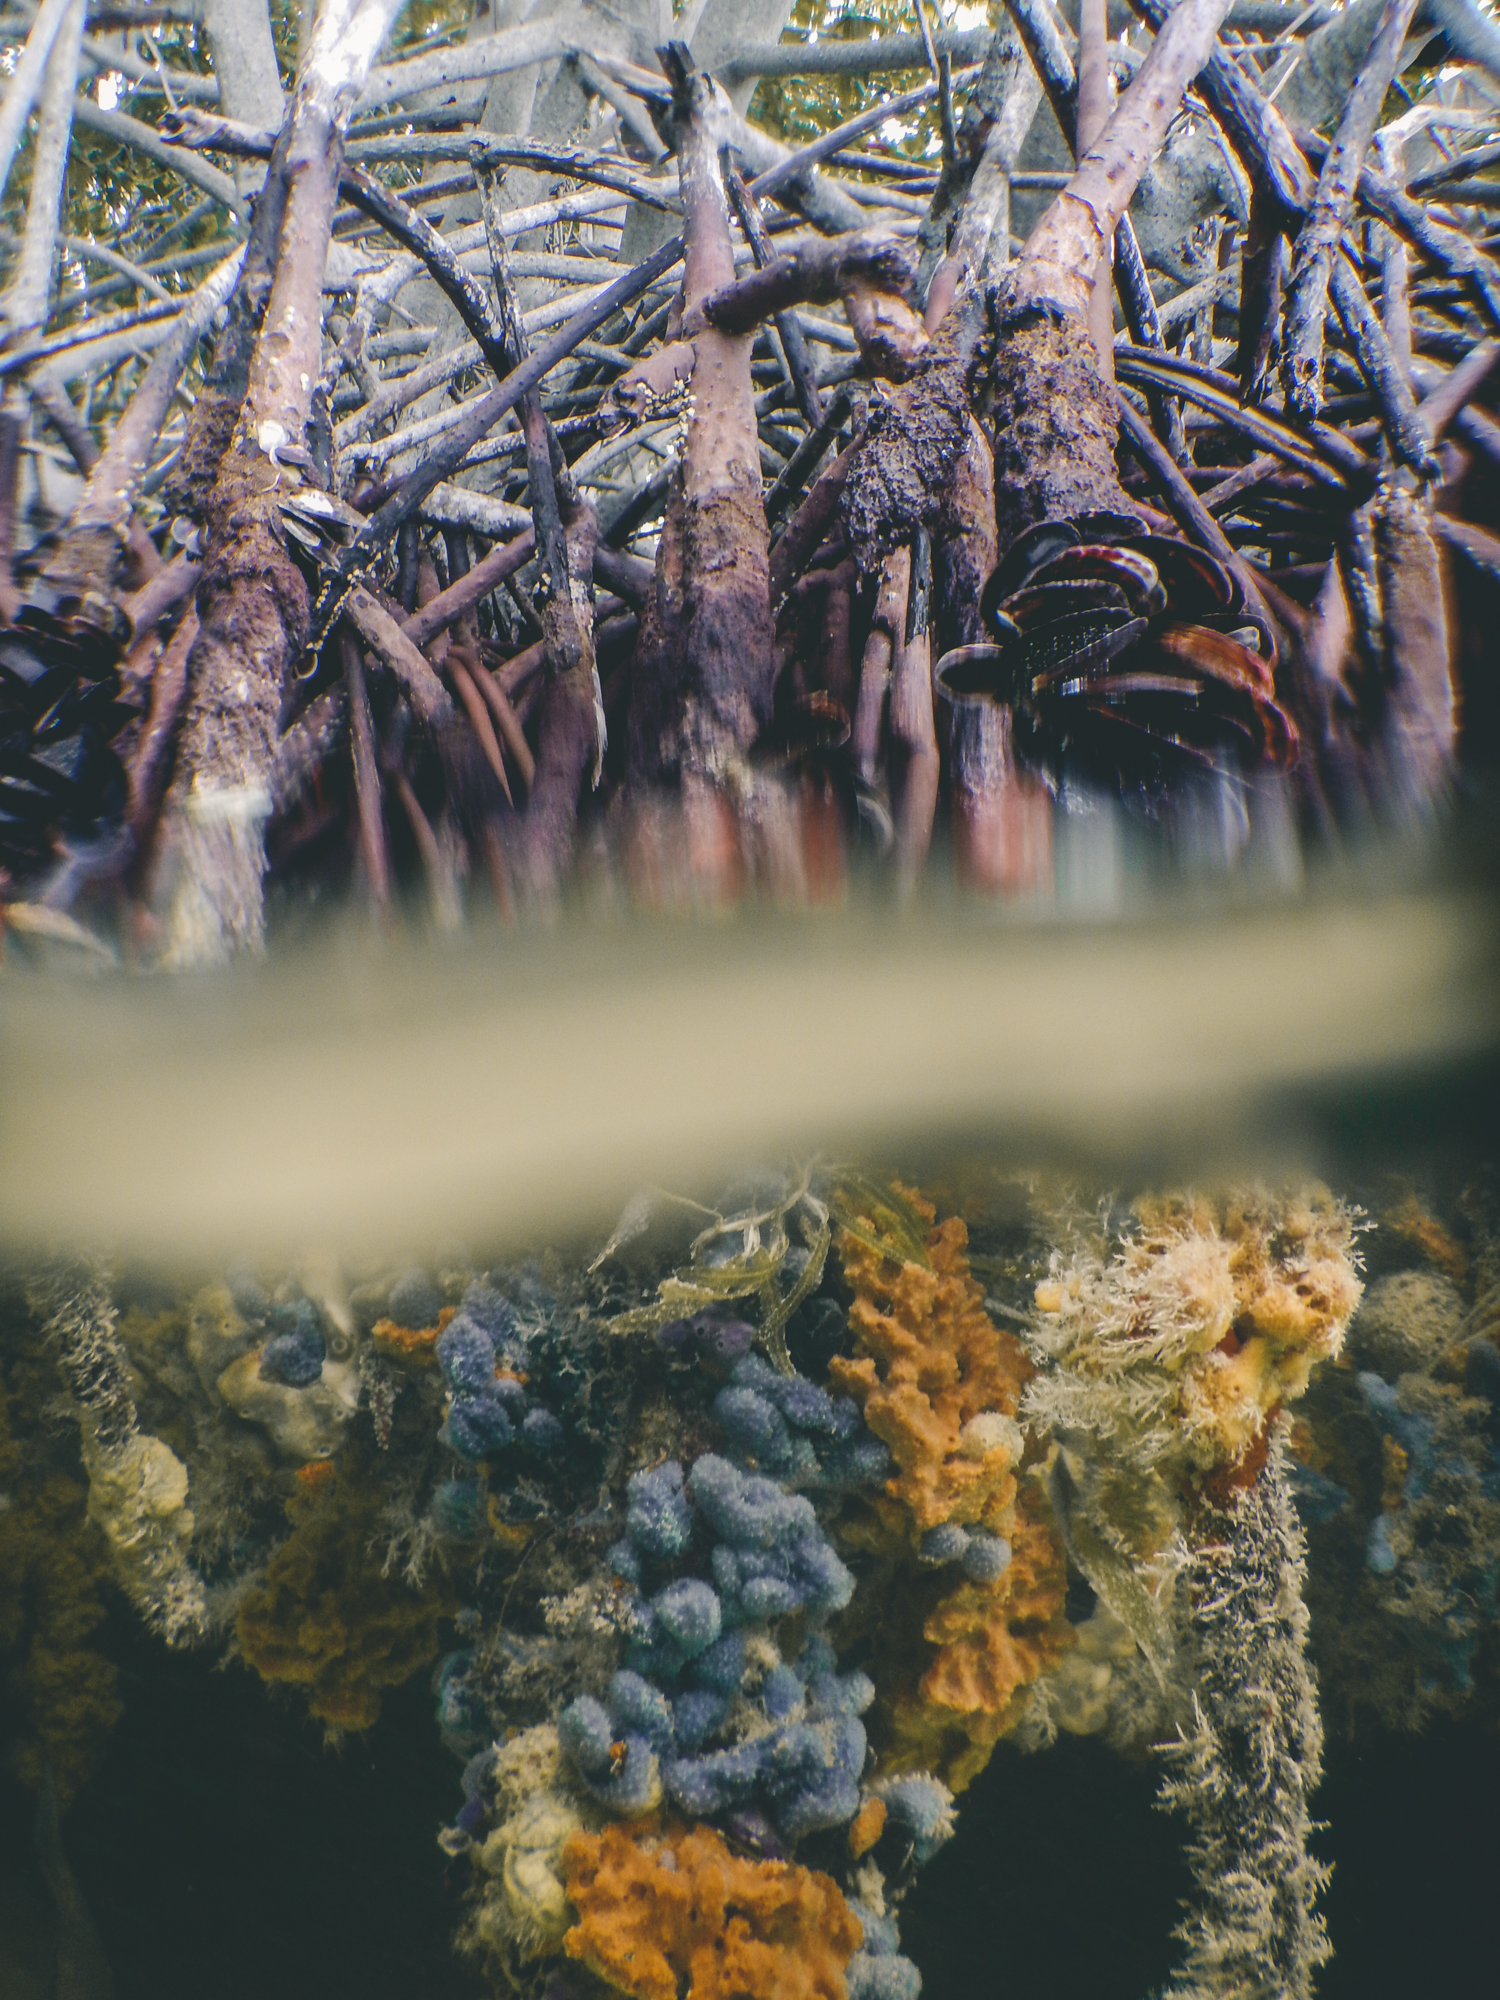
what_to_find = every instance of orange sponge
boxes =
[831,1191,1031,1537]
[562,1820,863,2000]
[832,1185,1069,1790]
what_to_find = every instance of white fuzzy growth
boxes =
[1022,1365,1178,1468]
[1030,1222,1236,1370]
[28,1262,207,1643]
[1020,1211,1240,1472]
[1154,1426,1331,2000]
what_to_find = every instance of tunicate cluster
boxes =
[1355,1368,1500,1689]
[869,1773,957,1866]
[433,1648,490,1756]
[1358,1372,1437,1575]
[916,1521,1012,1583]
[561,1638,872,1839]
[437,1284,563,1462]
[430,1478,487,1540]
[561,1453,874,1837]
[257,1298,326,1387]
[847,1902,923,2000]
[387,1266,442,1330]
[713,1354,891,1489]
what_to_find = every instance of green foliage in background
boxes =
[752,0,995,164]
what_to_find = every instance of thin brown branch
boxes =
[915,0,958,173]
[592,543,655,608]
[0,0,77,207]
[123,551,200,638]
[338,163,516,380]
[1328,254,1437,478]
[748,67,975,211]
[890,527,939,888]
[1414,340,1500,442]
[388,766,462,931]
[72,95,249,220]
[341,630,390,912]
[322,235,684,619]
[1116,397,1286,638]
[345,588,454,728]
[854,545,909,786]
[1,0,85,340]
[461,646,536,795]
[1076,0,1116,380]
[449,651,515,809]
[0,394,21,623]
[691,225,927,377]
[468,136,679,213]
[724,161,824,432]
[125,603,198,864]
[400,529,537,651]
[769,440,857,608]
[923,33,1043,329]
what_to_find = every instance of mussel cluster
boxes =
[0,579,132,892]
[939,514,1297,805]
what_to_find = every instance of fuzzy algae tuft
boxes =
[0,1322,122,1805]
[1027,1186,1362,1482]
[237,1451,455,1730]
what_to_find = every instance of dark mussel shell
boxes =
[1150,622,1276,701]
[1181,677,1297,763]
[1023,543,1166,617]
[979,520,1081,632]
[933,642,1016,705]
[1068,508,1152,543]
[1192,608,1276,662]
[1079,654,1295,765]
[1057,703,1223,787]
[1117,537,1239,619]
[1073,670,1205,704]
[1019,610,1149,692]
[937,609,1148,709]
[0,728,127,873]
[999,577,1133,629]
[0,596,130,881]
[12,574,131,653]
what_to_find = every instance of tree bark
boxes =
[1076,0,1116,380]
[202,0,285,198]
[153,0,407,966]
[625,65,773,792]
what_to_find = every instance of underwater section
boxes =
[2,1161,1499,1999]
